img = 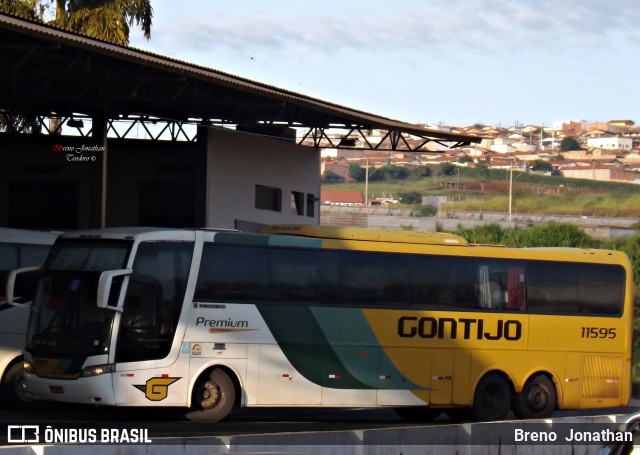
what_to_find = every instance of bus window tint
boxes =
[270,249,340,303]
[342,251,410,306]
[414,255,476,309]
[576,264,624,315]
[20,245,52,267]
[527,261,623,316]
[195,244,269,302]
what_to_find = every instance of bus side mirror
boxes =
[97,269,132,311]
[6,266,42,307]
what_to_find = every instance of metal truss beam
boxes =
[298,126,466,151]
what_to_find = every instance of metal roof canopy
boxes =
[0,12,480,150]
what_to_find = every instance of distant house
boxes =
[320,190,365,206]
[608,120,636,128]
[587,136,633,151]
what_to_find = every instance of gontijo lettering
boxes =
[398,316,522,341]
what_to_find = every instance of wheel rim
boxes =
[527,384,549,412]
[13,375,35,403]
[199,381,220,410]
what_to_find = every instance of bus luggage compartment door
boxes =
[429,349,454,405]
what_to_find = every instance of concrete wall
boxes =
[206,127,320,230]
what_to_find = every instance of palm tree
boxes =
[51,0,153,45]
[0,0,44,19]
[0,1,153,45]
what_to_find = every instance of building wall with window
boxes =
[206,127,320,230]
[587,136,633,151]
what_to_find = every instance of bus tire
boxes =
[513,374,556,419]
[186,369,236,422]
[472,373,512,421]
[2,362,36,409]
[394,406,442,421]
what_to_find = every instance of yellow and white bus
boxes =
[8,225,633,421]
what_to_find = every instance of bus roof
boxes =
[0,227,60,245]
[260,224,468,246]
[59,227,189,240]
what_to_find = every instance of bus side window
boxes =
[477,263,525,311]
[116,241,193,363]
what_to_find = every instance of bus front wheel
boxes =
[513,374,556,419]
[472,373,512,421]
[186,369,236,422]
[2,362,37,409]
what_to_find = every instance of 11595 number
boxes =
[581,327,616,339]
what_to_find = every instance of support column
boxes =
[92,110,108,228]
[195,125,209,227]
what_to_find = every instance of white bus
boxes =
[8,226,633,422]
[0,228,58,407]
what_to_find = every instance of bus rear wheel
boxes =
[186,369,236,422]
[472,373,512,421]
[513,374,556,419]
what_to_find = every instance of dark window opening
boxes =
[291,191,304,216]
[255,185,282,212]
[306,194,316,218]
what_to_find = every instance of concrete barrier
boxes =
[0,414,630,455]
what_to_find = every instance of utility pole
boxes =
[364,155,369,207]
[508,162,513,222]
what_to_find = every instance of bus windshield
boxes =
[26,239,131,358]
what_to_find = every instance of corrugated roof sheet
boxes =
[0,11,480,145]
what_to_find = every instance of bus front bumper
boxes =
[24,372,115,405]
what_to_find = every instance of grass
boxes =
[323,174,640,218]
[452,193,640,217]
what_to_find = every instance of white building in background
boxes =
[587,136,633,151]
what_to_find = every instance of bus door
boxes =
[112,240,195,405]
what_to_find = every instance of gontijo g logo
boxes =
[134,377,180,401]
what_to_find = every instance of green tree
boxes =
[397,191,422,205]
[530,160,553,173]
[437,163,456,177]
[560,136,581,152]
[0,0,153,45]
[348,162,365,182]
[476,160,489,191]
[53,0,152,45]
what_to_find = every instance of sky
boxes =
[128,0,640,128]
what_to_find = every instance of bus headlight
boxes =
[81,364,114,377]
[23,360,35,373]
